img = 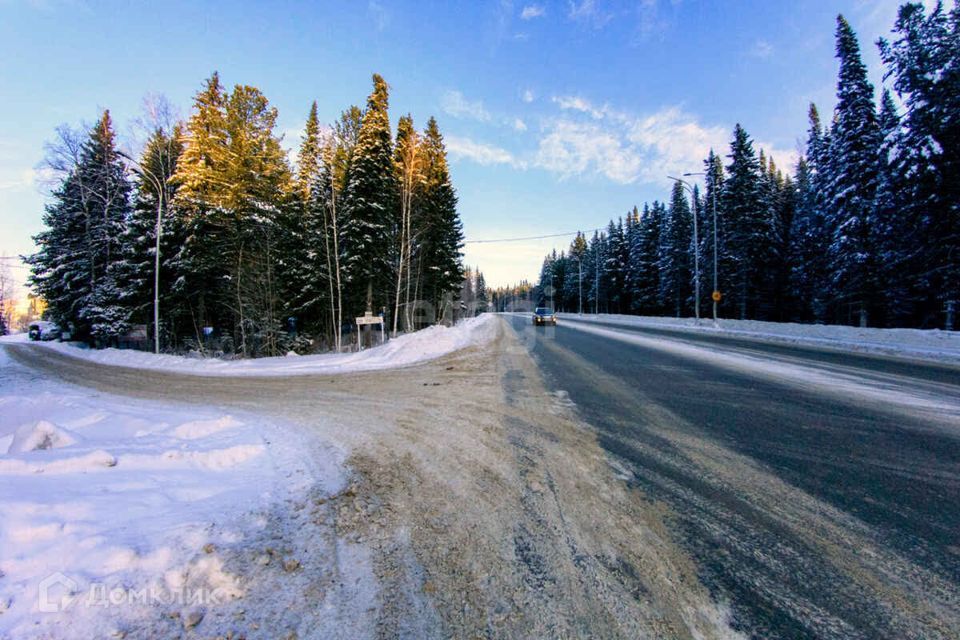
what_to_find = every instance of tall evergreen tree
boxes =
[28,111,131,343]
[173,74,291,355]
[416,116,464,321]
[880,1,960,327]
[659,182,693,316]
[826,15,883,326]
[630,203,662,314]
[723,124,768,319]
[341,74,398,317]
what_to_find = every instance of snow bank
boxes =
[7,314,499,377]
[560,313,960,362]
[0,347,347,638]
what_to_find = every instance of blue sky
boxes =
[0,0,926,289]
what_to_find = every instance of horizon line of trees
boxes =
[536,3,959,330]
[27,73,468,356]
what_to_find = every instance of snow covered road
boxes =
[509,313,960,639]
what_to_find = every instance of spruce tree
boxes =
[29,111,131,343]
[723,124,768,319]
[475,271,488,313]
[630,203,662,314]
[113,124,184,345]
[659,182,693,317]
[284,101,329,339]
[173,74,291,355]
[880,1,960,327]
[341,74,398,317]
[417,116,464,321]
[826,15,882,326]
[874,89,912,325]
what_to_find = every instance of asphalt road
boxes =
[506,314,960,640]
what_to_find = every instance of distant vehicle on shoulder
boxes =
[533,307,557,326]
[28,321,61,341]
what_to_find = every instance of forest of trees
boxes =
[27,73,468,356]
[537,4,960,330]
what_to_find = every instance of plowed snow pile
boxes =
[1,314,498,377]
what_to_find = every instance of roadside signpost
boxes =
[355,311,385,351]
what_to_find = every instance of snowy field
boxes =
[0,314,498,377]
[0,347,356,638]
[556,313,960,362]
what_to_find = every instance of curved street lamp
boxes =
[667,175,701,321]
[118,150,164,354]
[682,171,720,323]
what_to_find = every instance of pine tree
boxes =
[604,218,629,313]
[416,116,464,321]
[29,111,131,343]
[874,89,912,325]
[173,74,291,355]
[475,271,488,313]
[659,182,693,317]
[341,74,398,317]
[723,124,768,319]
[630,203,662,314]
[170,73,229,340]
[826,15,882,326]
[113,124,184,346]
[880,1,960,327]
[282,102,330,343]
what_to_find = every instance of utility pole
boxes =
[668,175,700,321]
[118,150,164,354]
[595,244,600,315]
[565,253,584,315]
[550,272,555,311]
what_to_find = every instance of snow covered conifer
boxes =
[416,116,464,321]
[723,124,768,319]
[341,74,398,316]
[29,111,131,342]
[825,15,882,326]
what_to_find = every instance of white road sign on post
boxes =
[355,312,385,351]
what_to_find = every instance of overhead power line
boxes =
[464,227,603,244]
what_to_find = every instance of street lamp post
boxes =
[595,242,601,315]
[683,171,719,323]
[578,257,583,315]
[668,175,700,321]
[118,151,164,354]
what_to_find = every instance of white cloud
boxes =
[552,95,606,119]
[368,0,389,32]
[440,94,797,187]
[567,0,613,28]
[520,4,545,19]
[0,167,41,192]
[749,39,774,59]
[446,135,525,169]
[440,90,491,122]
[533,96,797,186]
[522,89,535,103]
[535,119,643,183]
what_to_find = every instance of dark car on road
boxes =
[28,321,61,341]
[532,307,557,326]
